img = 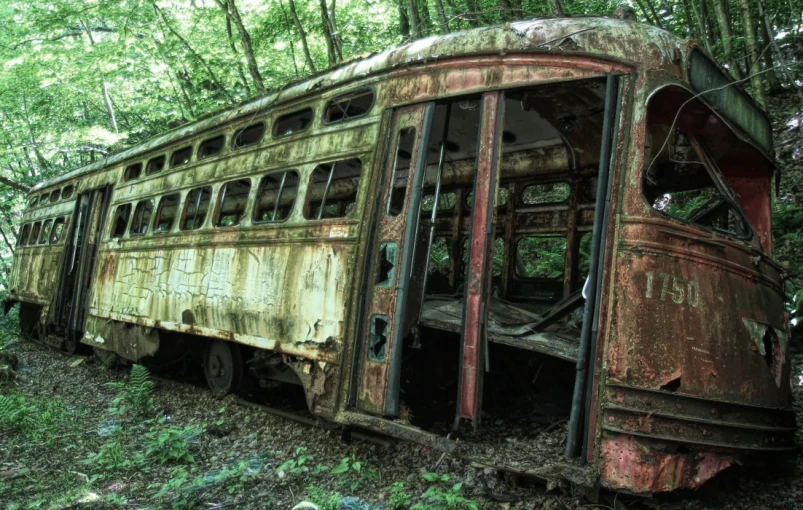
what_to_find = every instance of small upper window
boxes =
[50,189,61,202]
[305,159,363,220]
[253,171,299,223]
[130,200,154,236]
[112,204,132,238]
[50,217,67,244]
[171,146,193,168]
[233,123,265,149]
[38,219,53,244]
[39,194,49,206]
[324,89,374,124]
[181,186,212,230]
[274,108,313,138]
[19,224,31,247]
[521,182,571,205]
[124,163,143,181]
[215,179,251,227]
[199,135,225,159]
[30,222,41,245]
[29,197,39,208]
[62,185,74,199]
[146,155,166,175]
[153,194,180,234]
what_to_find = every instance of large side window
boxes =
[30,222,41,245]
[153,194,180,234]
[50,217,67,244]
[305,159,363,220]
[146,155,166,175]
[642,125,748,238]
[233,123,265,149]
[38,219,53,244]
[181,187,212,230]
[19,224,31,247]
[253,171,299,223]
[274,108,313,138]
[112,204,132,238]
[515,235,566,279]
[324,89,374,124]
[215,179,251,227]
[130,200,154,236]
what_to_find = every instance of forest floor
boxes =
[0,339,802,510]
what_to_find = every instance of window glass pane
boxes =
[30,222,41,245]
[306,159,363,220]
[171,146,192,168]
[375,243,397,288]
[325,89,374,123]
[368,315,389,363]
[521,182,571,205]
[124,163,142,181]
[515,236,567,278]
[146,155,166,175]
[50,189,60,202]
[233,123,265,148]
[274,108,313,138]
[153,194,180,234]
[387,127,415,216]
[181,186,212,230]
[50,217,67,244]
[253,171,299,223]
[19,224,31,247]
[216,179,251,226]
[39,219,53,244]
[198,135,225,159]
[62,185,74,199]
[130,200,154,236]
[112,204,132,238]
[643,125,747,237]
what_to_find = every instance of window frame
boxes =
[322,88,375,125]
[170,146,193,168]
[304,158,364,221]
[49,216,68,244]
[129,199,155,237]
[198,134,226,159]
[111,203,133,239]
[180,186,213,231]
[124,163,143,181]
[252,170,300,224]
[214,178,252,227]
[146,155,166,175]
[273,107,314,139]
[152,193,182,235]
[232,122,266,149]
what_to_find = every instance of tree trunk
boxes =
[0,175,31,193]
[419,0,432,35]
[737,0,766,107]
[286,0,317,73]
[0,223,15,255]
[399,3,410,39]
[406,0,422,39]
[758,13,784,93]
[642,0,663,27]
[220,3,253,94]
[547,0,567,16]
[434,0,451,32]
[758,0,803,103]
[216,0,265,94]
[319,0,341,66]
[688,0,713,55]
[711,0,743,80]
[80,20,118,134]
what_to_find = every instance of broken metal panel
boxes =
[83,316,160,361]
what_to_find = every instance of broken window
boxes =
[38,219,53,244]
[30,222,41,245]
[375,243,398,287]
[153,193,180,234]
[129,200,154,236]
[521,182,571,205]
[216,179,251,227]
[112,204,132,238]
[198,135,225,159]
[50,189,60,202]
[253,171,299,223]
[146,155,166,175]
[387,127,415,216]
[233,123,265,149]
[124,163,142,181]
[515,235,566,279]
[19,224,31,247]
[62,185,74,200]
[306,159,363,220]
[274,108,313,138]
[171,146,192,168]
[181,186,212,230]
[29,197,39,208]
[642,125,748,238]
[50,217,67,244]
[368,315,389,362]
[421,192,456,212]
[466,187,509,209]
[39,194,49,206]
[324,89,374,124]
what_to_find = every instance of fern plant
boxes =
[107,364,155,418]
[0,393,65,443]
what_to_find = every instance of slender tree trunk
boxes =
[419,0,432,35]
[758,0,803,103]
[399,3,410,39]
[688,0,713,54]
[14,104,48,173]
[466,0,481,26]
[498,0,513,21]
[319,0,340,66]
[152,2,234,102]
[220,4,253,94]
[547,0,567,16]
[0,175,30,193]
[758,15,784,92]
[434,0,451,32]
[277,2,300,76]
[0,223,15,255]
[711,0,743,80]
[286,0,317,73]
[215,0,265,94]
[737,0,766,106]
[80,20,118,134]
[406,0,422,39]
[642,0,663,27]
[632,0,656,25]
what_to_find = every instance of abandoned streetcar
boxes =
[6,17,796,494]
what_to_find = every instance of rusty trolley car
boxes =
[7,17,796,494]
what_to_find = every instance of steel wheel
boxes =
[204,340,243,398]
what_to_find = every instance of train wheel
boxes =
[204,340,243,398]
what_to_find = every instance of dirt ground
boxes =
[0,338,802,510]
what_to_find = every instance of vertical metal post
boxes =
[318,162,337,220]
[272,172,288,221]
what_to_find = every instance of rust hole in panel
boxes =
[660,377,681,393]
